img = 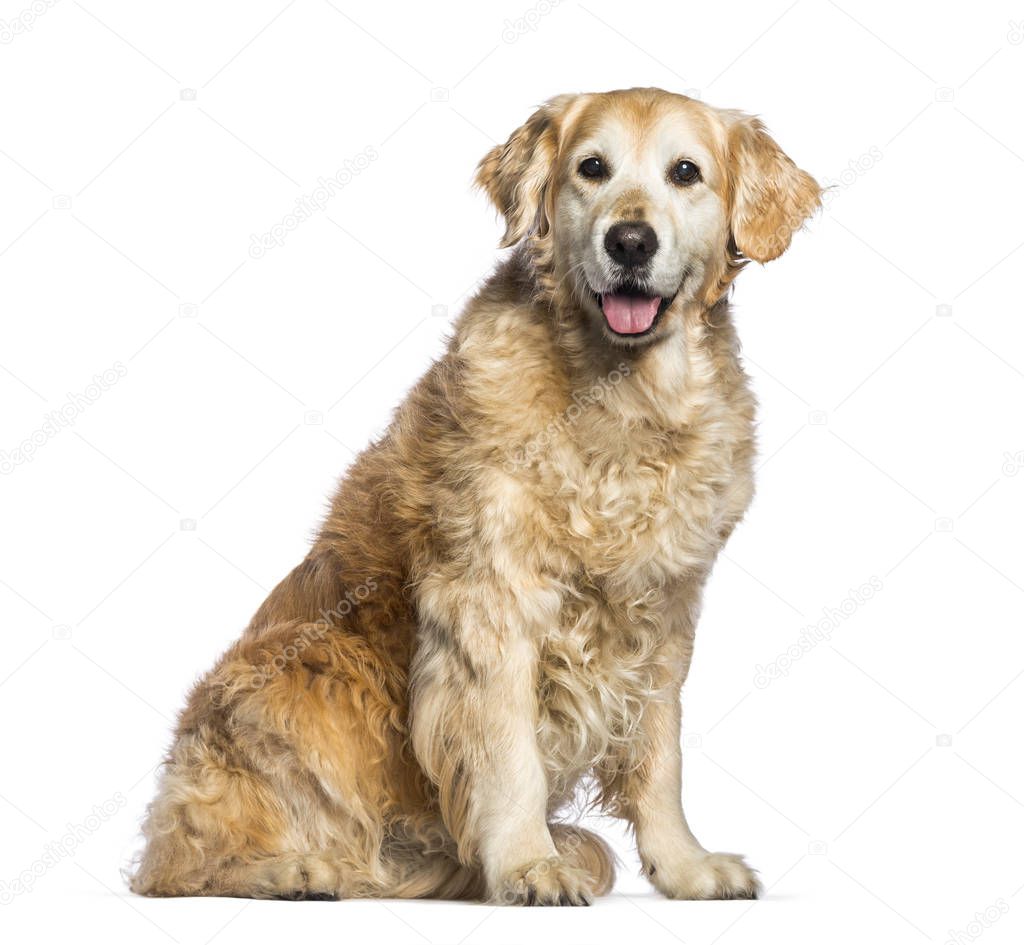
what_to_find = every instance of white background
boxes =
[1,1,1022,943]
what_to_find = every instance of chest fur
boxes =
[522,355,754,791]
[531,408,754,592]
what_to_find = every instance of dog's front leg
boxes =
[618,686,761,900]
[410,580,595,905]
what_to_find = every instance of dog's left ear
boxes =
[476,94,578,247]
[725,113,821,263]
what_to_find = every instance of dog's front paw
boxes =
[647,851,760,900]
[494,856,595,906]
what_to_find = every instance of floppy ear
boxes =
[726,113,821,263]
[476,94,576,248]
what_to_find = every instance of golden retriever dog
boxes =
[130,87,819,905]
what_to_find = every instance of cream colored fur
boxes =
[130,88,819,905]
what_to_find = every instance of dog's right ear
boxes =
[476,94,578,247]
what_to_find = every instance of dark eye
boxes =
[670,160,701,185]
[578,157,607,180]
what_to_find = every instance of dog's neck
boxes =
[507,250,740,432]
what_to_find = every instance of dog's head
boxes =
[477,88,820,347]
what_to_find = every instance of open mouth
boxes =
[594,284,676,337]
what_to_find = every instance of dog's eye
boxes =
[670,160,701,185]
[578,157,607,180]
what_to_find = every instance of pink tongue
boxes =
[600,293,661,334]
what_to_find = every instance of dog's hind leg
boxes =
[130,619,473,901]
[128,750,358,899]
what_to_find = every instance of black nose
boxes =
[604,222,658,268]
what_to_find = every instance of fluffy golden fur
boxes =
[130,88,819,905]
